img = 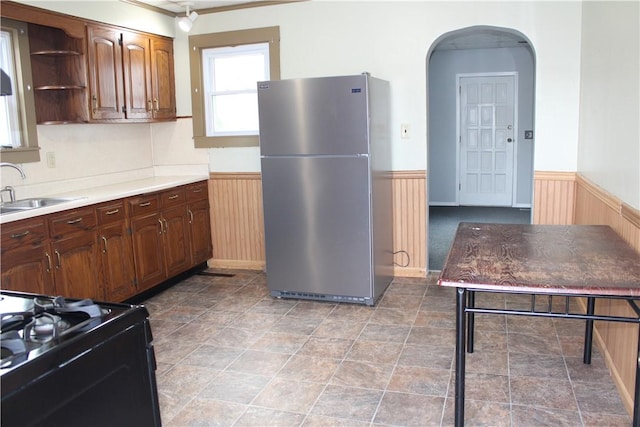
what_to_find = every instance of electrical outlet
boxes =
[401,123,410,139]
[46,152,56,168]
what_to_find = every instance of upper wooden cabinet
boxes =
[87,25,125,120]
[150,37,176,120]
[89,26,176,122]
[1,1,175,124]
[28,23,88,124]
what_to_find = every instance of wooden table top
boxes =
[438,223,640,297]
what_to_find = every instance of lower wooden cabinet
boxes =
[162,204,191,278]
[51,230,102,300]
[0,181,212,301]
[130,211,165,292]
[188,198,213,265]
[0,210,102,300]
[97,201,136,301]
[0,217,54,295]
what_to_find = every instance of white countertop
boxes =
[0,175,208,224]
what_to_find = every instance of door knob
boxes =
[507,138,513,143]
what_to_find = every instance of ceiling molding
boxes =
[120,0,177,17]
[121,0,305,17]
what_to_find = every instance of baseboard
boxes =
[208,259,265,270]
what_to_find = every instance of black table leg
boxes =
[584,297,595,364]
[455,288,467,427]
[467,290,475,353]
[634,324,640,427]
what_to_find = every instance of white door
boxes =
[458,74,516,206]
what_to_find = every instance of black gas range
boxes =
[0,290,161,427]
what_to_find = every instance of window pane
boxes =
[210,93,259,135]
[214,53,265,92]
[202,42,268,137]
[0,29,21,149]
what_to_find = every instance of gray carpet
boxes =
[428,206,531,271]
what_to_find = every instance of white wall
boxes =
[578,1,640,209]
[176,1,582,174]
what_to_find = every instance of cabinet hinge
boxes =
[123,106,127,114]
[118,35,123,46]
[127,227,132,236]
[133,277,138,286]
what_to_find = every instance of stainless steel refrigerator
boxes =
[257,74,393,306]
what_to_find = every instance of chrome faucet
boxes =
[0,162,26,202]
[1,162,26,179]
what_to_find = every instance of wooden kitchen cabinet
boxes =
[2,2,175,125]
[28,23,88,124]
[149,36,176,120]
[129,195,165,292]
[122,31,153,120]
[0,217,55,295]
[1,180,211,300]
[186,182,213,265]
[48,207,102,300]
[96,201,136,301]
[87,25,125,120]
[90,27,175,122]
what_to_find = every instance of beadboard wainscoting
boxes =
[533,171,577,224]
[574,173,640,417]
[208,171,428,277]
[208,173,265,270]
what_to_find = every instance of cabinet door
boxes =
[51,232,102,300]
[87,25,125,120]
[150,36,175,120]
[188,199,213,265]
[162,205,191,277]
[122,32,152,120]
[131,212,165,291]
[1,217,55,295]
[1,245,55,295]
[99,221,136,302]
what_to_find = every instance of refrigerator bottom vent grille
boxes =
[272,290,373,306]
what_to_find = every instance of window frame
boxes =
[0,18,39,164]
[189,26,280,148]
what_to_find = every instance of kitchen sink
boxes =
[0,197,81,215]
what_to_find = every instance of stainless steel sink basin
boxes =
[0,197,81,215]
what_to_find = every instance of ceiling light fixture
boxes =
[178,3,198,32]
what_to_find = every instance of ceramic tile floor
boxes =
[144,269,632,426]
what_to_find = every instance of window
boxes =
[189,26,280,148]
[202,42,269,137]
[0,19,39,163]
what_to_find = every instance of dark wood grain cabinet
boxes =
[186,181,213,265]
[0,217,55,295]
[88,28,176,122]
[96,201,136,301]
[0,181,211,301]
[87,25,125,120]
[1,2,175,125]
[47,207,102,300]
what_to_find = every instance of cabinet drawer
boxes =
[129,194,160,216]
[96,201,127,225]
[186,181,208,202]
[1,217,48,253]
[48,207,97,238]
[160,187,186,209]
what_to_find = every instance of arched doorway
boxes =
[427,26,536,270]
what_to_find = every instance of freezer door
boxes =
[257,75,369,156]
[261,156,373,298]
